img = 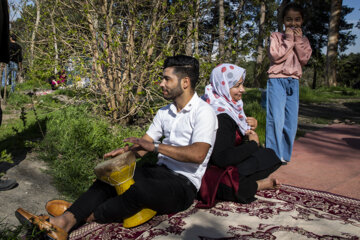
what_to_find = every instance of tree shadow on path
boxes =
[299,101,360,123]
[0,119,47,173]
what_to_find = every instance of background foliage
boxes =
[7,0,358,123]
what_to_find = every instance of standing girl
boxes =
[266,3,312,163]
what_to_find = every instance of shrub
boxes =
[4,92,32,109]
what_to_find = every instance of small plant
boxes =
[24,140,40,149]
[0,150,13,177]
[0,150,13,164]
[296,129,306,139]
[0,221,49,240]
[0,223,23,240]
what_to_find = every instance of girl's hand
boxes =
[293,28,303,37]
[246,117,258,130]
[285,27,294,35]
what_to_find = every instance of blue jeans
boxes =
[266,78,299,162]
[1,61,18,92]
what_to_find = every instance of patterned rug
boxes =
[69,185,360,239]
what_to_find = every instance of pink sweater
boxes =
[267,32,312,79]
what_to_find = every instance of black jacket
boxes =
[0,0,10,63]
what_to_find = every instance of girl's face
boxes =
[283,9,303,29]
[230,78,245,102]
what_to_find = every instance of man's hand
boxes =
[246,130,259,146]
[123,137,155,152]
[103,145,130,158]
[104,135,154,159]
[246,117,258,130]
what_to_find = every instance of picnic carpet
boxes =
[69,184,360,240]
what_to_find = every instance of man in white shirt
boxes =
[16,55,217,238]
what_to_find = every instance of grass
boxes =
[0,223,23,240]
[242,88,266,144]
[38,105,148,200]
[0,109,47,157]
[311,117,331,124]
[0,221,48,240]
[300,86,360,103]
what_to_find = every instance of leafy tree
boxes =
[337,53,360,87]
[11,0,201,124]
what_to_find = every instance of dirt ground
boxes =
[0,97,359,228]
[0,152,64,228]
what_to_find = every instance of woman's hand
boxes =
[246,130,259,146]
[246,117,258,130]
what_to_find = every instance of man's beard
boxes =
[163,83,183,100]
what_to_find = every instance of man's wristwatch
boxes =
[153,141,160,153]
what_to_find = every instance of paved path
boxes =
[273,124,360,200]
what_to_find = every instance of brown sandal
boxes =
[15,208,68,240]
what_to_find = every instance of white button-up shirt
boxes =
[146,93,218,190]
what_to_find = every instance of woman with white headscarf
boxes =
[200,64,282,205]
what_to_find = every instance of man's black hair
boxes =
[163,55,199,89]
[282,2,304,20]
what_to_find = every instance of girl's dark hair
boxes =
[282,2,304,20]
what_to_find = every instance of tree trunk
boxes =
[85,0,116,120]
[254,1,266,87]
[225,0,244,60]
[194,0,200,56]
[30,0,41,68]
[218,0,225,59]
[50,1,58,74]
[0,64,3,101]
[185,13,193,56]
[3,66,7,104]
[277,0,289,32]
[325,0,342,87]
[312,62,317,89]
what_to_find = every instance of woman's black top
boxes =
[210,113,280,175]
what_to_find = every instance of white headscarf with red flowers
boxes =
[204,63,250,135]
